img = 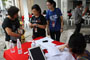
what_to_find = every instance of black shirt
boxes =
[2,17,20,42]
[31,15,47,39]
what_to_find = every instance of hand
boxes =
[18,30,22,34]
[20,26,23,29]
[60,28,63,32]
[18,29,23,35]
[58,44,67,51]
[47,29,50,35]
[33,24,38,27]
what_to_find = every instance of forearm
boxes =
[82,7,88,16]
[29,23,34,28]
[60,16,64,29]
[5,27,21,37]
[9,32,21,37]
[61,22,63,29]
[47,21,49,31]
[37,24,46,29]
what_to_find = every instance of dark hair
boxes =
[68,33,86,55]
[43,10,46,14]
[8,6,19,18]
[32,4,42,14]
[47,0,56,8]
[77,1,82,6]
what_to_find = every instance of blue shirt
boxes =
[46,8,62,31]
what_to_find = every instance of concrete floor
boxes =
[0,25,90,60]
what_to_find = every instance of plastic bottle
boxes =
[10,40,15,53]
[17,39,22,54]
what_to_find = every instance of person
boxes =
[46,0,63,41]
[74,1,88,34]
[2,6,23,49]
[29,4,47,39]
[43,10,46,15]
[59,33,90,60]
[67,9,72,19]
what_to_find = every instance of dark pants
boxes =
[50,30,61,42]
[74,23,81,34]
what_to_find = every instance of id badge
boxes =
[35,28,37,32]
[52,21,55,27]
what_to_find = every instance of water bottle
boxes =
[31,40,36,48]
[10,40,15,53]
[17,39,22,54]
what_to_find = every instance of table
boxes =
[3,37,64,60]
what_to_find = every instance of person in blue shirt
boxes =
[46,0,63,41]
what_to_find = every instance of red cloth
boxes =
[68,13,72,16]
[22,16,24,22]
[52,41,64,45]
[29,15,32,18]
[4,42,31,60]
[33,36,44,40]
[3,37,64,60]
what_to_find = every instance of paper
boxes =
[46,52,75,60]
[35,37,54,43]
[45,45,75,60]
[41,43,61,57]
[35,38,61,57]
[35,37,54,49]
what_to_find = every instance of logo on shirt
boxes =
[50,15,58,21]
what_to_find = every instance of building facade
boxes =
[0,0,90,20]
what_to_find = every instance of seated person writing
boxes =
[59,33,90,60]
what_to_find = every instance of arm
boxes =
[47,20,49,29]
[47,21,50,35]
[60,16,64,32]
[29,22,46,29]
[29,23,34,28]
[82,7,88,16]
[58,43,68,51]
[78,7,88,17]
[37,24,46,29]
[58,8,64,32]
[5,27,21,37]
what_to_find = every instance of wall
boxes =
[33,0,47,13]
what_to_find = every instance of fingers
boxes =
[58,47,64,51]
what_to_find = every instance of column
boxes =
[82,0,86,8]
[22,0,29,28]
[61,0,68,20]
